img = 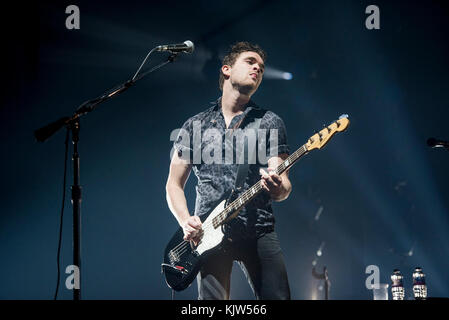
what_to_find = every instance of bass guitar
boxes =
[162,115,350,291]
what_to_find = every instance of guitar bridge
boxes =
[168,251,180,264]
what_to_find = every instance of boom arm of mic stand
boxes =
[74,53,179,118]
[34,51,179,142]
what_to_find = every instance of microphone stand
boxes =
[35,50,179,300]
[312,266,330,300]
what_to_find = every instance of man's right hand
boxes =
[181,216,203,244]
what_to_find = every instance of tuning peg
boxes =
[335,114,349,128]
[322,124,329,133]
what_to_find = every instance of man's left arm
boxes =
[260,153,292,202]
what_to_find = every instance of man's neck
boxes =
[221,88,251,116]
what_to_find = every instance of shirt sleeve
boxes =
[173,117,194,163]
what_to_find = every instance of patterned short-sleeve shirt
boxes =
[173,97,289,239]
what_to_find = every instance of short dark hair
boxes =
[219,41,267,91]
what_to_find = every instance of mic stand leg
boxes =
[324,267,329,300]
[312,266,330,300]
[69,120,82,300]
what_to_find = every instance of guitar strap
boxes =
[222,109,265,241]
[233,109,264,192]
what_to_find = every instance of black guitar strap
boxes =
[233,109,264,192]
[222,109,264,241]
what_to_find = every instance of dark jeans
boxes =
[196,231,291,300]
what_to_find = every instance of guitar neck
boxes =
[212,144,309,228]
[273,144,308,176]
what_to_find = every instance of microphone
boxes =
[155,40,194,54]
[427,137,449,148]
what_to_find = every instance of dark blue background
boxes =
[1,0,448,299]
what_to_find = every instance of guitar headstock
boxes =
[306,114,350,151]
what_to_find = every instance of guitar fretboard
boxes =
[212,144,308,228]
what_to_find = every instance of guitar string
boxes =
[170,145,310,259]
[167,116,252,259]
[169,170,276,258]
[167,154,292,258]
[168,145,307,258]
[169,182,263,258]
[168,145,307,259]
[167,120,347,260]
[170,180,266,258]
[168,146,306,259]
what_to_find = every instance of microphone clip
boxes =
[168,52,180,63]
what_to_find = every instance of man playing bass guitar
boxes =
[166,42,292,300]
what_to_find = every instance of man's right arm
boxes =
[165,152,202,241]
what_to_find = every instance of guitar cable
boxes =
[54,128,70,300]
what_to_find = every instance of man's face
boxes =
[222,51,265,95]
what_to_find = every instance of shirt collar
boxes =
[209,96,260,114]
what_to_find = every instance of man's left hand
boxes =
[260,167,284,199]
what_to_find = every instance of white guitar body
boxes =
[194,199,226,255]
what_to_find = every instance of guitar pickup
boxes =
[161,263,188,275]
[175,265,187,272]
